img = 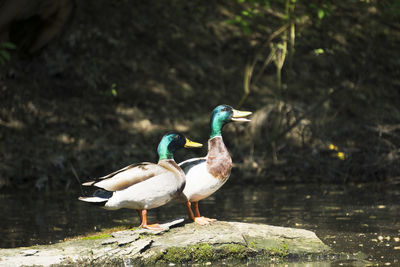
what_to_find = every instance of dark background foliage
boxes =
[1,0,400,191]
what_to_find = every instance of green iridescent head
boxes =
[209,105,252,138]
[157,132,202,160]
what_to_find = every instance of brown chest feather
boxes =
[206,137,232,180]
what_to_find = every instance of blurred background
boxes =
[0,0,399,264]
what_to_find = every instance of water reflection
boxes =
[0,182,399,265]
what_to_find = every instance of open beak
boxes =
[184,138,203,148]
[231,109,252,122]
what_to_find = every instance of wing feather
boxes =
[83,162,167,191]
[179,157,206,174]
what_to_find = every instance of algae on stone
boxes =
[81,233,112,241]
[161,243,215,263]
[216,243,251,260]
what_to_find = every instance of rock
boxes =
[19,249,39,256]
[0,220,334,266]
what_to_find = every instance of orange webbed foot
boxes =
[194,216,217,225]
[142,223,163,231]
[194,217,210,225]
[202,216,217,223]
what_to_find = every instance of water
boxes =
[1,182,399,266]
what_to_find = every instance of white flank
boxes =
[104,170,182,210]
[182,161,227,202]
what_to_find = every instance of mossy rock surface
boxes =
[0,220,335,266]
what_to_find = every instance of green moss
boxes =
[265,242,289,258]
[81,233,112,240]
[145,248,195,266]
[161,243,215,263]
[138,234,147,239]
[244,236,289,258]
[191,243,214,262]
[158,240,290,264]
[159,243,255,264]
[249,241,256,248]
[217,243,249,259]
[77,226,141,241]
[67,225,138,242]
[163,247,192,263]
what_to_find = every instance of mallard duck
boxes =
[179,105,251,225]
[79,132,202,230]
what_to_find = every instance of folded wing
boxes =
[82,162,167,191]
[179,157,206,174]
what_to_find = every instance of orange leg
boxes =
[185,201,216,225]
[193,202,216,223]
[193,201,201,217]
[137,209,162,231]
[185,201,196,221]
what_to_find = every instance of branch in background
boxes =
[71,164,83,194]
[239,22,291,107]
[238,63,253,107]
[276,86,346,141]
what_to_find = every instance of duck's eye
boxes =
[221,107,229,112]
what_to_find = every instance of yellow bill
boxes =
[184,138,203,148]
[231,109,252,122]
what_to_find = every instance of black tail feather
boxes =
[78,187,113,206]
[93,188,113,199]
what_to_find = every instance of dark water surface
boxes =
[1,182,399,265]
